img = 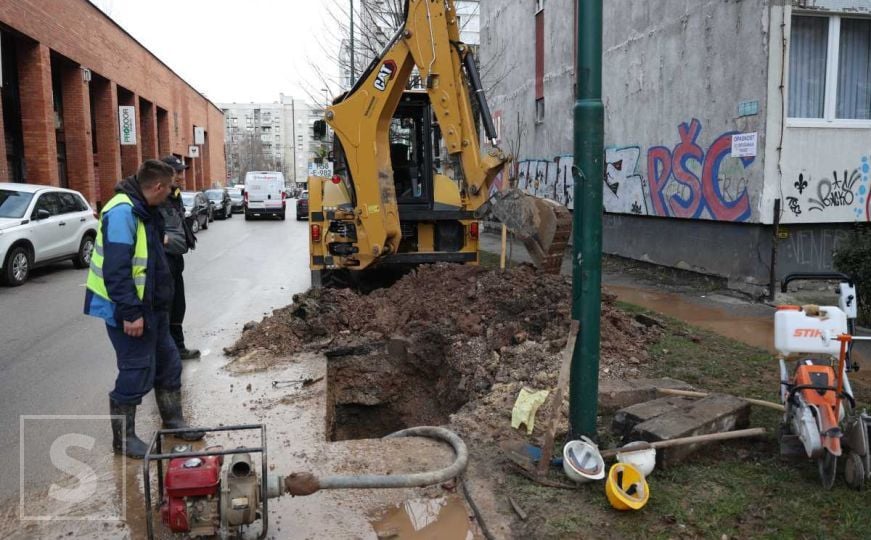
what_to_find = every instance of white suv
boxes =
[0,183,98,286]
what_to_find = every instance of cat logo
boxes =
[794,329,823,338]
[374,60,397,91]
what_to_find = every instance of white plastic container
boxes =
[774,305,847,357]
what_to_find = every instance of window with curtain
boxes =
[837,18,871,119]
[789,14,871,122]
[789,15,828,118]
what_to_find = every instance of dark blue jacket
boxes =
[83,176,174,326]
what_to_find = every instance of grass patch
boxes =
[493,300,869,539]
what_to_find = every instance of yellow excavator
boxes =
[307,0,570,286]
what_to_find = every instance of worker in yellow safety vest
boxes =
[84,160,204,458]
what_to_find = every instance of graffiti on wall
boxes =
[782,228,851,270]
[604,146,648,215]
[506,119,758,222]
[788,155,871,222]
[647,119,754,222]
[513,156,575,210]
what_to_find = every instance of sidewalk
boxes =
[480,231,869,359]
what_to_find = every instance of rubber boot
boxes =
[110,399,150,459]
[178,348,201,360]
[155,389,204,441]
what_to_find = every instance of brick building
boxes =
[0,0,225,208]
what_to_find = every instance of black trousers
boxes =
[166,253,187,350]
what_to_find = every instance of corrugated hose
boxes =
[283,426,468,495]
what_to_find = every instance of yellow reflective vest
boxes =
[86,194,148,300]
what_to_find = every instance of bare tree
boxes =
[236,130,278,182]
[302,1,498,107]
[504,111,527,187]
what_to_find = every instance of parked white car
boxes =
[0,183,98,286]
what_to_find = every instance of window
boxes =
[838,18,871,119]
[58,192,87,213]
[33,192,62,217]
[0,189,34,218]
[789,14,871,123]
[535,98,545,123]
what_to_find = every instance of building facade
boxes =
[220,95,312,187]
[481,0,871,292]
[0,0,225,207]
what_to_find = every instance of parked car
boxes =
[243,171,286,220]
[181,191,210,233]
[228,189,244,213]
[296,190,309,220]
[0,183,98,286]
[205,188,233,220]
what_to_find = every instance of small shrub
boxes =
[833,225,871,326]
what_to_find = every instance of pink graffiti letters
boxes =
[647,118,753,222]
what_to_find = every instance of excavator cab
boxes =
[310,91,480,286]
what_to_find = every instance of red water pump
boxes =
[144,424,283,539]
[160,450,222,534]
[143,424,470,539]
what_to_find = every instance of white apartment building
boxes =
[220,94,311,186]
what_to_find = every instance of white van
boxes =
[243,171,286,220]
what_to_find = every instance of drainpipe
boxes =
[569,0,604,439]
[769,198,781,301]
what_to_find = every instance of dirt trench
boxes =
[226,263,662,447]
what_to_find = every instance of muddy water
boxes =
[370,495,476,540]
[1,348,471,539]
[608,285,776,352]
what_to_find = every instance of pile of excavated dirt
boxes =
[226,264,662,446]
[226,263,656,367]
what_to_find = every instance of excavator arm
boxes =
[325,0,503,265]
[316,0,570,275]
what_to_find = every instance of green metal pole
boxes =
[569,0,604,439]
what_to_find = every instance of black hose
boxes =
[461,49,498,142]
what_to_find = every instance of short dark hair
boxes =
[137,159,175,188]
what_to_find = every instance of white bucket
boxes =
[563,437,605,483]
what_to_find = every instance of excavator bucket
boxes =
[485,189,572,274]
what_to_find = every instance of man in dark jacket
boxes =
[84,160,203,459]
[158,155,200,360]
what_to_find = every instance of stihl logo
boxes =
[794,329,823,338]
[374,60,396,91]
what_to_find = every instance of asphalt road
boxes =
[0,205,311,500]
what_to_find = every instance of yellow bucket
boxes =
[605,463,649,511]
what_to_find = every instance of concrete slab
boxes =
[611,396,695,440]
[629,394,751,468]
[598,377,695,412]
